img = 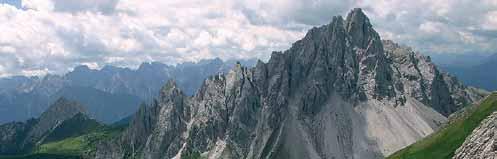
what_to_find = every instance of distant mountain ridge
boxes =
[429,53,491,68]
[0,58,257,124]
[441,53,497,91]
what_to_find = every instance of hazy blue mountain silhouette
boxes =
[0,58,257,124]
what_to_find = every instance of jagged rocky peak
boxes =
[283,8,394,102]
[159,80,189,118]
[225,61,247,92]
[160,80,182,98]
[94,8,484,159]
[108,79,192,159]
[345,8,380,49]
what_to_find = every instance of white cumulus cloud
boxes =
[0,0,496,77]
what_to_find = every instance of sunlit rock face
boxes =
[453,111,497,159]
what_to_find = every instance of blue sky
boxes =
[0,0,20,8]
[0,0,496,77]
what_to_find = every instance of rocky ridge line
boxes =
[94,8,484,159]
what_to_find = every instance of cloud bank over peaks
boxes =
[0,0,496,77]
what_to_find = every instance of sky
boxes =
[0,0,496,77]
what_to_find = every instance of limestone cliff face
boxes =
[95,8,483,159]
[453,111,497,159]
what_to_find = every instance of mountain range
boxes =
[441,53,497,91]
[90,8,485,159]
[0,58,256,124]
[0,8,494,159]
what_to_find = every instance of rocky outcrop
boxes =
[95,8,483,159]
[453,111,497,159]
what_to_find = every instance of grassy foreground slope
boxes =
[388,92,497,159]
[36,126,124,156]
[0,125,124,159]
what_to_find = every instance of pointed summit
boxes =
[345,8,371,30]
[345,8,380,49]
[163,79,178,91]
[43,97,87,118]
[22,98,88,149]
[346,8,369,23]
[159,79,186,105]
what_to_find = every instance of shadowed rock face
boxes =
[95,8,484,159]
